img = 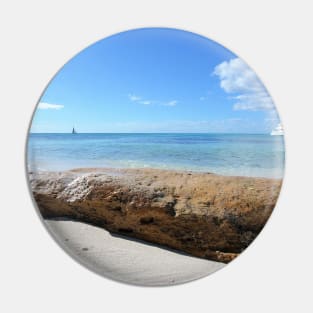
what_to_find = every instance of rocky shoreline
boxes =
[29,168,282,263]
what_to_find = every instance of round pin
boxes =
[27,28,285,286]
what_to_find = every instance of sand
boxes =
[46,219,225,286]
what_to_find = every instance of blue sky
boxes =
[31,28,280,133]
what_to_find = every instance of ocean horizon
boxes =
[27,132,285,178]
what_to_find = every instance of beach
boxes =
[28,133,284,284]
[46,219,225,286]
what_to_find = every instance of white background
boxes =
[0,0,312,312]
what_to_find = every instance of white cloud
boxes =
[213,58,274,111]
[199,91,212,101]
[140,100,152,105]
[163,100,177,106]
[233,93,274,111]
[128,94,177,107]
[37,102,64,110]
[128,94,141,101]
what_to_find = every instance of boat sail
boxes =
[270,123,284,136]
[72,127,77,134]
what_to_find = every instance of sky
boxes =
[31,28,280,133]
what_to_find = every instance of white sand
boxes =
[45,219,225,286]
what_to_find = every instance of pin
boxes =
[27,28,285,286]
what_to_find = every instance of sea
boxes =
[27,133,285,178]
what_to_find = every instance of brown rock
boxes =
[29,168,282,263]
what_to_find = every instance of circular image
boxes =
[27,28,285,286]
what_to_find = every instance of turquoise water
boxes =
[27,133,285,178]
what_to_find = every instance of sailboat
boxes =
[72,127,77,134]
[270,123,284,136]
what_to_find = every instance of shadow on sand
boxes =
[47,217,202,259]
